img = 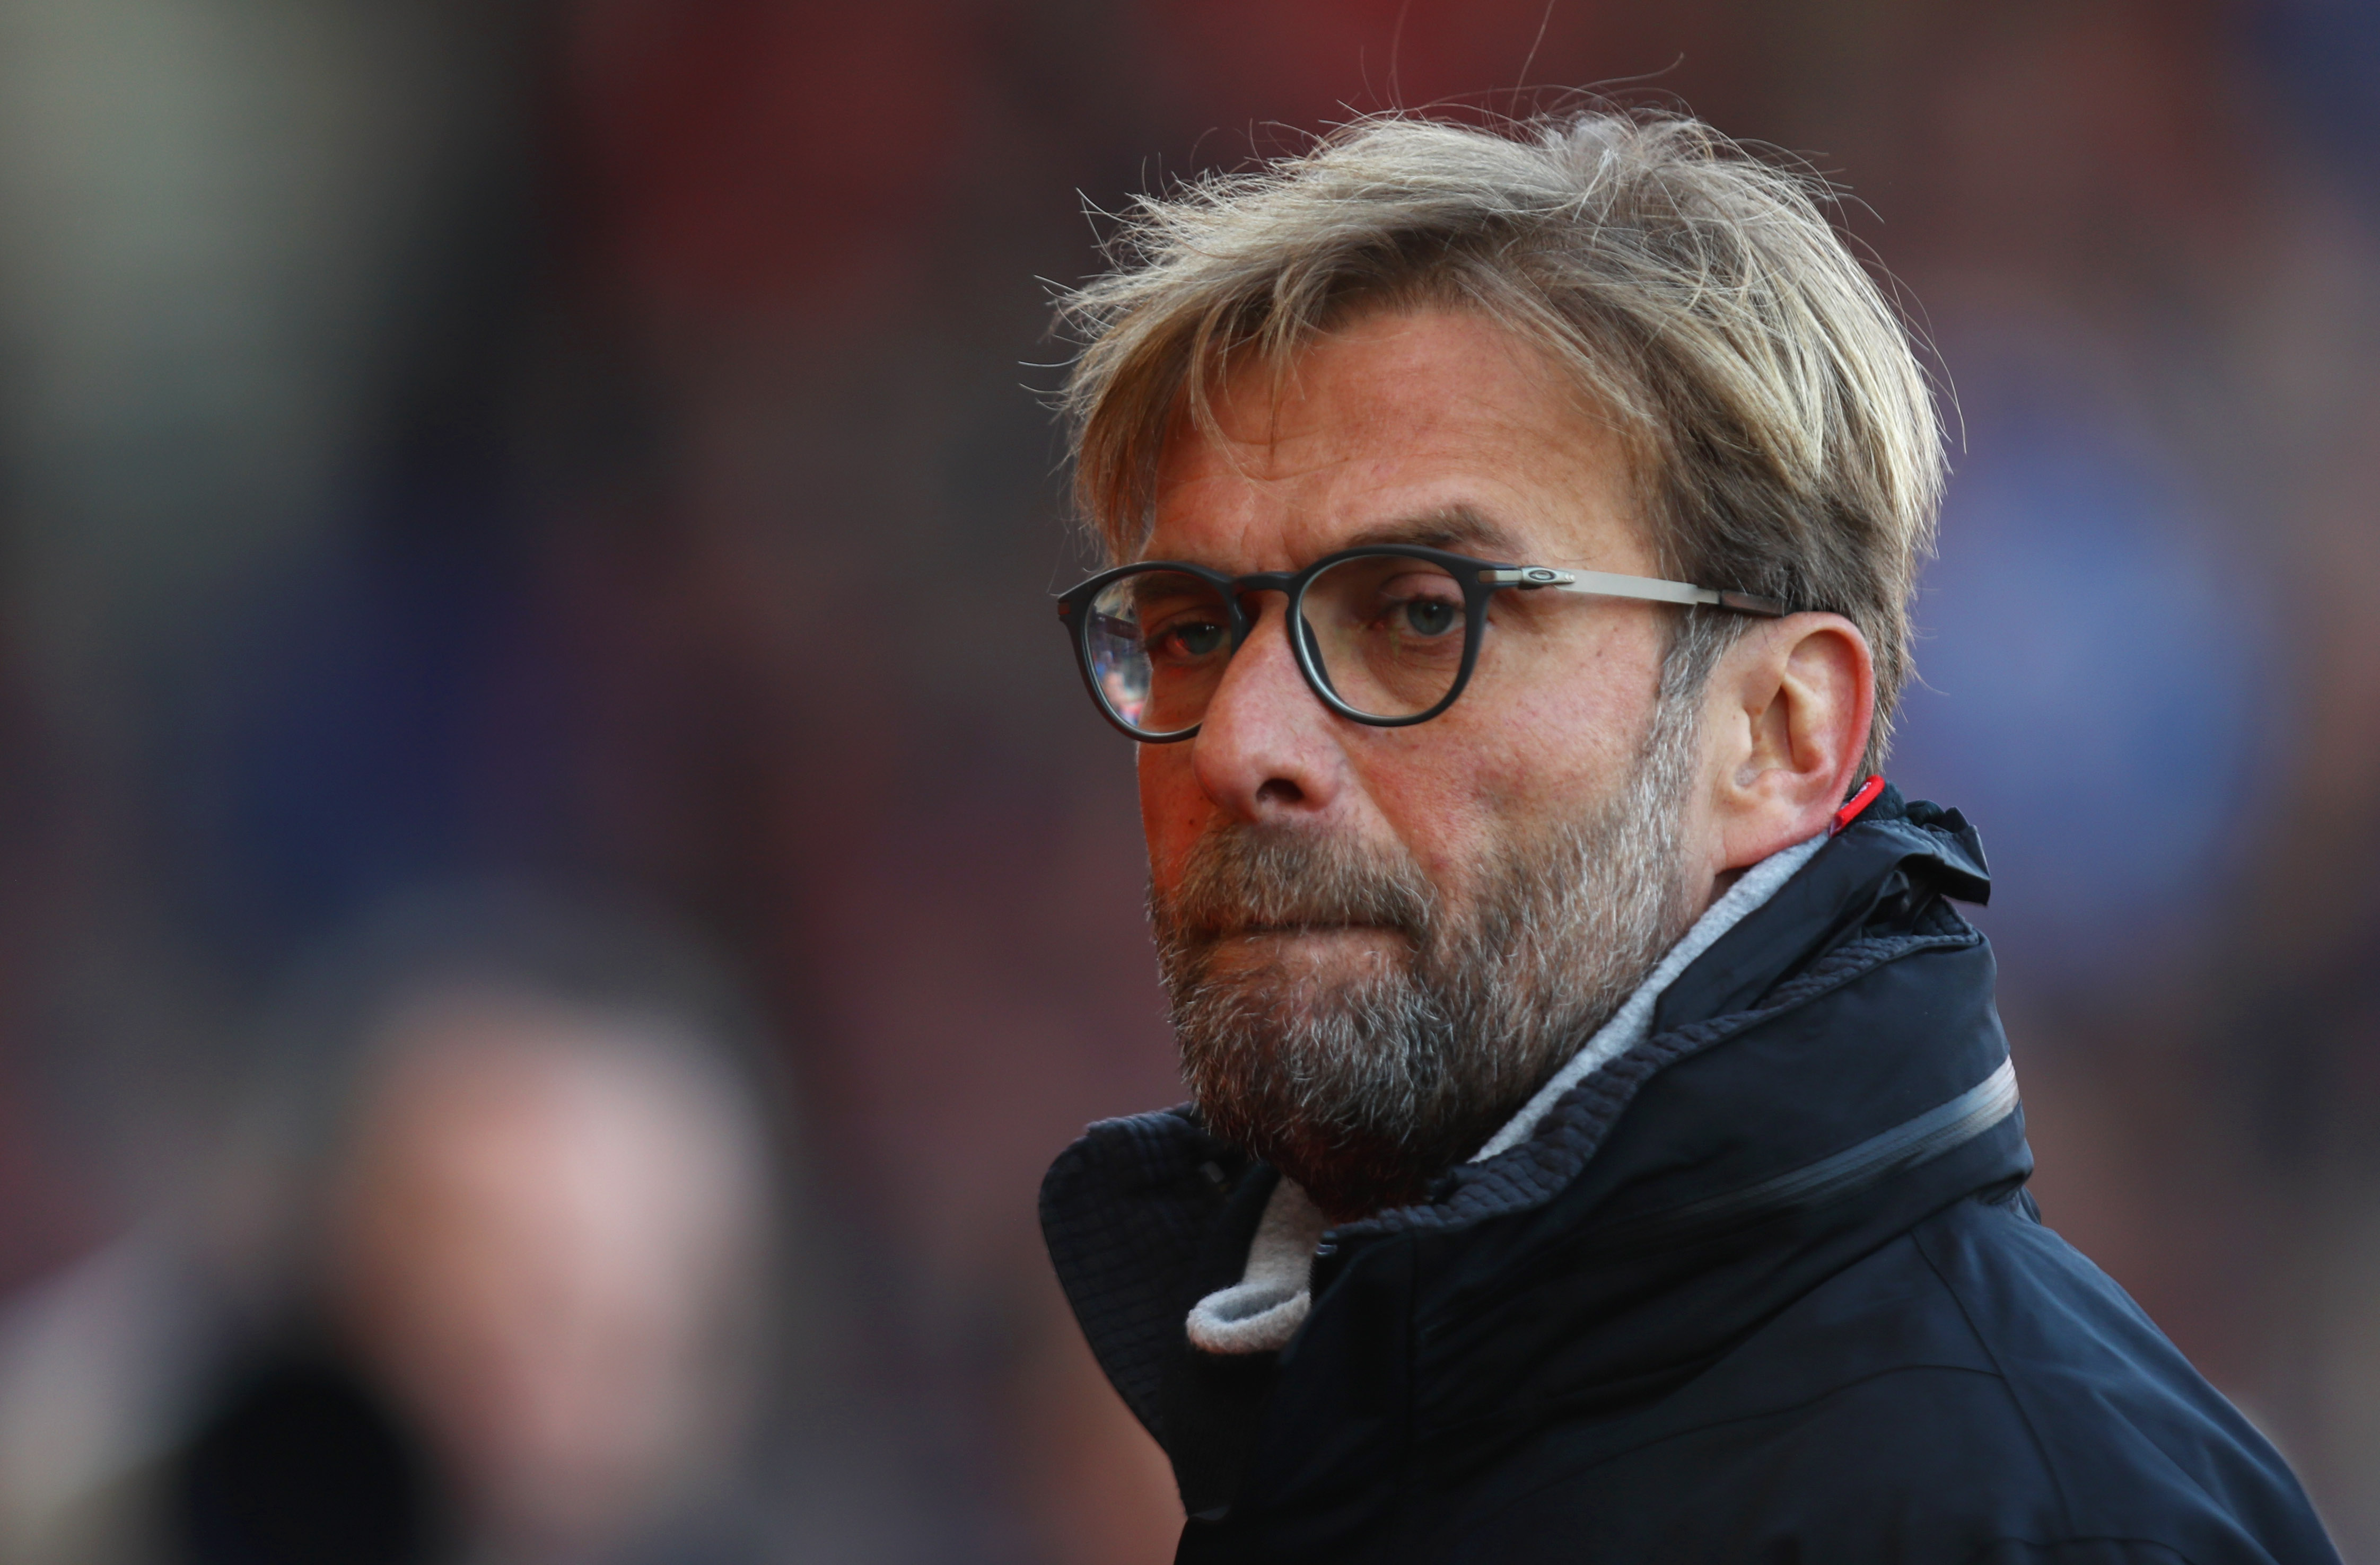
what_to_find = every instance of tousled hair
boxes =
[1055,110,1944,770]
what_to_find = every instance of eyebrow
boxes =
[1337,505,1524,560]
[1135,504,1529,574]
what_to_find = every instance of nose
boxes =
[1190,597,1349,823]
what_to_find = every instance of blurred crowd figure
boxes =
[0,893,943,1565]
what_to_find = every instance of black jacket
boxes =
[1041,789,2339,1563]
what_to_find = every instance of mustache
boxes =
[1150,825,1438,943]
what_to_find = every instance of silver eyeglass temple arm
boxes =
[1477,566,1788,618]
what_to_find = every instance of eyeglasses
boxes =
[1055,543,1788,742]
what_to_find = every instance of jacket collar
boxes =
[1041,786,2014,1528]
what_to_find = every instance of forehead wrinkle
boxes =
[1141,502,1527,575]
[1337,504,1525,560]
[1145,311,1636,574]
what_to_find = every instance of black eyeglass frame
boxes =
[1054,543,1789,743]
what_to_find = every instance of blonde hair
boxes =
[1055,110,1944,769]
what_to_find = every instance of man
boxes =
[1036,111,2338,1562]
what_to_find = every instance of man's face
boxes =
[333,995,762,1555]
[1140,305,1717,1218]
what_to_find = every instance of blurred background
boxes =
[0,0,2369,1559]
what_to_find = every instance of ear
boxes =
[1702,613,1875,872]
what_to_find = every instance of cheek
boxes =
[1379,619,1662,846]
[1136,744,1204,887]
[1337,745,1496,887]
[1345,724,1580,885]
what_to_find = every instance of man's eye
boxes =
[1400,599,1459,637]
[1152,619,1227,661]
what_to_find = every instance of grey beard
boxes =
[1150,686,1704,1223]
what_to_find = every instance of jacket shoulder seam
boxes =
[1912,1211,2085,1540]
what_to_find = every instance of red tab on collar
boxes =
[1831,775,1887,836]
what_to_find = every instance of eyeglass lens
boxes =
[1300,552,1468,720]
[1084,568,1229,736]
[1084,553,1469,736]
